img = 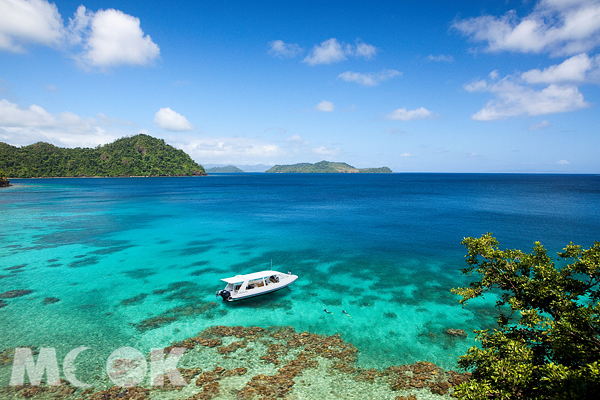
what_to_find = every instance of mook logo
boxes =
[10,346,187,387]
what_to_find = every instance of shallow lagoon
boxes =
[1,174,599,398]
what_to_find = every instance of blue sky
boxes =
[1,0,599,173]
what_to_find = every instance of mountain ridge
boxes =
[0,134,206,178]
[266,160,392,173]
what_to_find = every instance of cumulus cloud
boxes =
[453,0,600,56]
[0,98,121,147]
[465,75,590,120]
[153,107,194,131]
[315,100,335,112]
[268,40,303,58]
[338,69,401,86]
[0,99,57,127]
[521,53,600,83]
[386,107,436,121]
[0,1,159,69]
[426,54,454,62]
[557,159,570,165]
[355,41,377,58]
[72,6,160,68]
[303,38,377,65]
[0,0,64,52]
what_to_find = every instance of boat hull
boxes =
[217,271,298,302]
[226,278,295,301]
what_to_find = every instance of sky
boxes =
[0,0,599,173]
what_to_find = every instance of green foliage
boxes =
[0,134,206,178]
[0,169,6,179]
[266,160,392,173]
[206,165,245,173]
[358,166,393,173]
[453,233,600,399]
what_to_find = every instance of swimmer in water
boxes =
[323,309,333,314]
[342,310,351,318]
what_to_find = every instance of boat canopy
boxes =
[221,270,283,284]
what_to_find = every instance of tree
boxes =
[452,233,600,400]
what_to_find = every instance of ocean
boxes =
[1,173,599,398]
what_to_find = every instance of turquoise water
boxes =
[1,174,599,385]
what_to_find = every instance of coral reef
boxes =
[0,290,34,299]
[134,302,218,332]
[0,325,470,399]
[445,329,467,338]
[121,294,149,306]
[42,297,60,305]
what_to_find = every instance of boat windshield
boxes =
[225,282,242,292]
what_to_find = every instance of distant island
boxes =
[0,134,206,178]
[206,165,245,173]
[266,161,392,173]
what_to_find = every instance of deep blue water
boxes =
[1,173,599,380]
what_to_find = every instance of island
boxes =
[266,161,392,173]
[0,134,206,178]
[206,165,245,173]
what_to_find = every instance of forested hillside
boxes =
[0,134,206,178]
[266,160,392,173]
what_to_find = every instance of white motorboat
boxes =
[216,270,298,301]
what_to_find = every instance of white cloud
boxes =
[464,79,489,92]
[153,108,194,131]
[400,153,411,157]
[557,159,570,165]
[303,38,377,65]
[0,0,65,52]
[466,76,590,120]
[427,54,454,62]
[521,53,600,83]
[386,107,436,121]
[453,0,600,56]
[0,99,57,127]
[303,38,347,65]
[0,99,120,147]
[175,137,285,165]
[0,2,159,69]
[338,69,401,86]
[74,7,160,68]
[354,41,377,58]
[528,120,551,130]
[315,100,335,112]
[268,40,303,58]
